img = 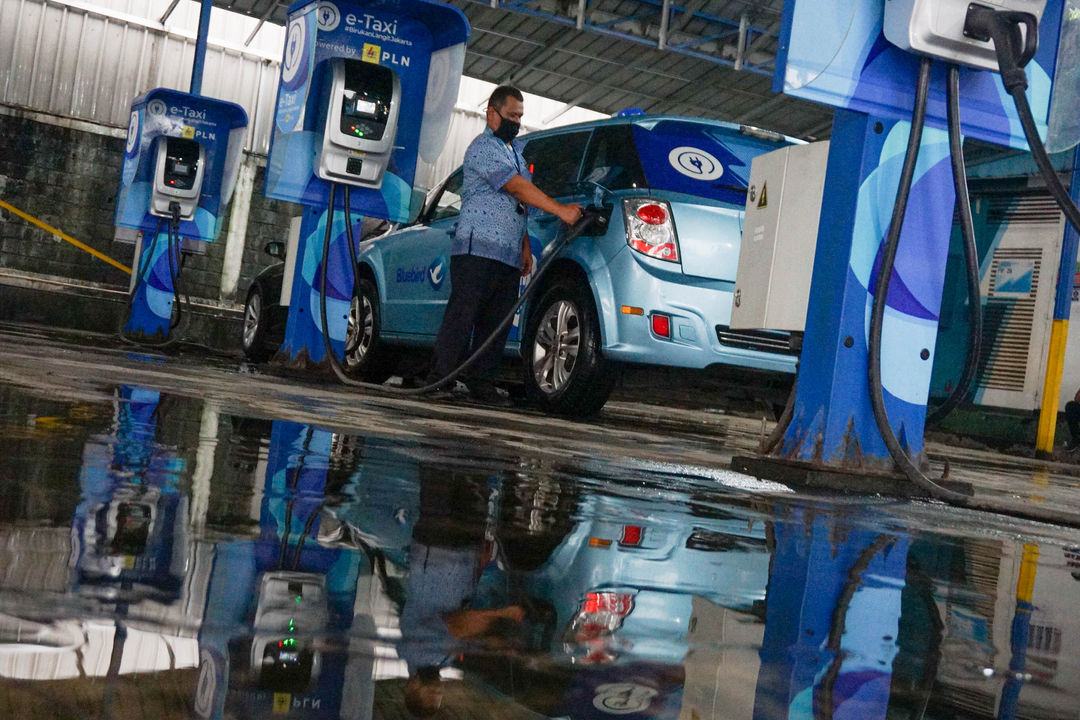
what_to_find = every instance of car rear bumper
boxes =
[596,247,798,374]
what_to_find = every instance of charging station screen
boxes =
[164,138,201,190]
[339,63,394,141]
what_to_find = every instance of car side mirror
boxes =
[264,241,286,261]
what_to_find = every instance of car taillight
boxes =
[567,591,635,642]
[619,525,643,546]
[623,198,679,263]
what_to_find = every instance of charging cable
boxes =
[926,64,982,426]
[966,6,1080,234]
[317,183,601,398]
[867,54,1080,526]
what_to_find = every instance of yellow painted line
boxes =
[0,198,131,275]
[1036,318,1069,454]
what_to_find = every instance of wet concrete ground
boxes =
[2,321,1080,719]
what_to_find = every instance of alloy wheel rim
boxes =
[345,294,375,366]
[532,300,580,394]
[243,292,261,348]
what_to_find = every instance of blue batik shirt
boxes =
[452,127,531,268]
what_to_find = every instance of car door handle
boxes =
[445,223,458,235]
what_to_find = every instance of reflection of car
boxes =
[345,115,800,416]
[515,494,770,666]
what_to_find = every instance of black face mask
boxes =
[492,110,521,143]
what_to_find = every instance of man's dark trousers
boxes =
[1067,400,1080,448]
[430,253,520,386]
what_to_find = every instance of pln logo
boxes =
[316,2,341,31]
[362,43,381,64]
[428,256,446,290]
[668,146,724,181]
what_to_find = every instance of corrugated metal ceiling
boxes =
[211,0,834,139]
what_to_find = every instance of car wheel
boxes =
[343,278,395,382]
[241,285,272,362]
[524,282,616,417]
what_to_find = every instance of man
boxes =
[1066,386,1080,452]
[427,85,582,404]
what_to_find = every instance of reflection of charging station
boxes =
[315,58,402,187]
[264,0,468,367]
[115,88,247,342]
[250,572,329,692]
[73,386,189,604]
[735,0,1078,510]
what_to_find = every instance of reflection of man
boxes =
[399,469,525,716]
[427,85,582,405]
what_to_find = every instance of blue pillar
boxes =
[277,205,364,366]
[125,229,180,338]
[190,0,213,96]
[753,510,909,720]
[781,109,956,471]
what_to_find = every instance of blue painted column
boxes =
[781,109,956,471]
[277,204,364,366]
[752,509,909,720]
[190,0,213,96]
[125,229,180,338]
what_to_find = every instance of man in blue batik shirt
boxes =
[428,85,582,405]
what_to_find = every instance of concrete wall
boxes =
[0,106,299,304]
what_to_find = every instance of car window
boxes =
[522,131,591,198]
[580,125,647,191]
[426,169,464,223]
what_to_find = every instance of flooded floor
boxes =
[1,322,1080,720]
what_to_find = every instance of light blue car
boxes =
[346,115,800,415]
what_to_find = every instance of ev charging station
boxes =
[734,0,1078,486]
[264,0,468,367]
[115,88,248,341]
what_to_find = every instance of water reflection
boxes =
[0,383,1077,719]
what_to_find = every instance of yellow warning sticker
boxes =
[273,693,291,713]
[757,182,768,209]
[362,43,381,63]
[182,125,196,140]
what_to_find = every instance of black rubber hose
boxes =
[343,185,365,356]
[761,375,796,454]
[926,65,982,427]
[815,535,897,720]
[1006,63,1080,238]
[166,211,184,331]
[318,182,599,396]
[867,57,1080,527]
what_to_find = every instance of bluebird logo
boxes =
[147,99,167,117]
[428,256,446,290]
[282,17,307,84]
[125,111,140,154]
[668,146,724,181]
[316,1,341,31]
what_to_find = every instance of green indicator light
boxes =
[295,596,302,603]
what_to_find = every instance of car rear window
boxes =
[630,119,788,206]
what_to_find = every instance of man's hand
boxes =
[557,203,584,226]
[521,243,533,276]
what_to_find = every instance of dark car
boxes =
[241,218,391,362]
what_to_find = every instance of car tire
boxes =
[344,278,395,382]
[523,281,616,417]
[241,284,272,362]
